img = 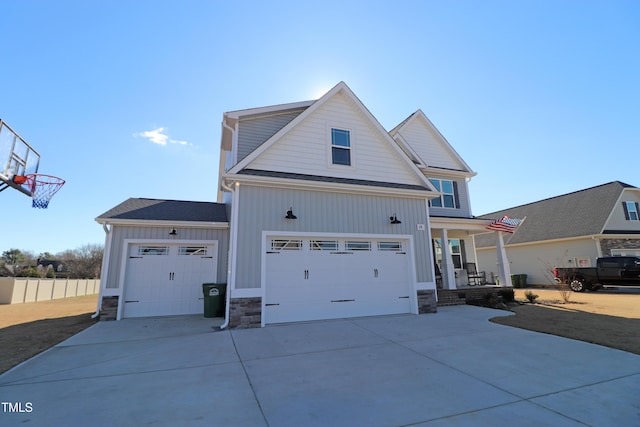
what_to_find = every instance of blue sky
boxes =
[1,0,639,255]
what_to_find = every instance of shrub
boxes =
[524,290,539,303]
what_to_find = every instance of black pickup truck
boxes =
[553,256,640,292]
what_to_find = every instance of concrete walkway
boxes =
[1,306,638,426]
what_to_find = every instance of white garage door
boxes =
[264,236,413,324]
[123,243,217,318]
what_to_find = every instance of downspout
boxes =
[92,222,113,319]
[219,179,238,330]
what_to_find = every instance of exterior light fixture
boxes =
[169,228,178,236]
[285,208,297,219]
[390,214,401,224]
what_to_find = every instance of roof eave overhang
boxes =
[95,218,229,229]
[223,172,437,200]
[422,166,477,179]
[429,216,492,233]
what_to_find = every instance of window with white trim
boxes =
[429,178,458,208]
[433,239,463,269]
[623,201,639,221]
[331,128,351,166]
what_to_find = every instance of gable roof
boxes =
[475,181,636,247]
[96,198,228,224]
[390,109,476,177]
[225,82,436,192]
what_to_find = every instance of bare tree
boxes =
[59,244,103,279]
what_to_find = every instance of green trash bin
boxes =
[202,283,227,318]
[511,274,521,288]
[519,274,528,288]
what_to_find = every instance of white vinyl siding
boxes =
[245,91,425,187]
[397,116,467,171]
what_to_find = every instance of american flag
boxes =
[485,216,524,233]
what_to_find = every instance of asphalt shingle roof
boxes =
[96,198,228,223]
[475,181,635,248]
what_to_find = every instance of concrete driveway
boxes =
[1,306,638,426]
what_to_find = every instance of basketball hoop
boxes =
[14,174,65,209]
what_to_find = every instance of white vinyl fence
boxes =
[0,278,100,304]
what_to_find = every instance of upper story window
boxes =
[429,178,459,209]
[331,128,351,166]
[623,201,639,221]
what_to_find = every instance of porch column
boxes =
[496,231,513,287]
[440,229,457,289]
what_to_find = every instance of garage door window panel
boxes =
[179,246,209,256]
[138,245,169,256]
[271,239,303,251]
[346,241,372,251]
[310,240,339,251]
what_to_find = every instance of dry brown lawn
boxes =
[0,295,98,374]
[0,289,638,375]
[491,288,640,355]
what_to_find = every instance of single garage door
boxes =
[123,242,217,318]
[264,236,413,324]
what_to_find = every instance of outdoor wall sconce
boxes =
[169,228,178,236]
[389,214,402,224]
[285,207,297,219]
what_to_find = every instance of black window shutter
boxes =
[636,203,640,219]
[460,239,467,263]
[453,181,460,209]
[622,202,630,220]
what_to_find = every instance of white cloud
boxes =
[136,127,190,146]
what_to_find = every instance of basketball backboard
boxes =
[0,119,40,196]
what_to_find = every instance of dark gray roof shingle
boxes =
[97,198,228,223]
[475,181,635,248]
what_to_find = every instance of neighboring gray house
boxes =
[475,181,640,286]
[96,82,494,327]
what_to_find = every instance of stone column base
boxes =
[229,297,262,329]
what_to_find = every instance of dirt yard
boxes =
[0,295,98,374]
[1,289,638,374]
[491,288,640,355]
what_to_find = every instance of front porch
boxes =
[430,216,510,290]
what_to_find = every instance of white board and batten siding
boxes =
[246,91,425,188]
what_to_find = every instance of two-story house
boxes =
[474,181,640,286]
[95,82,493,327]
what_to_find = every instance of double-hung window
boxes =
[429,178,458,208]
[331,128,351,166]
[623,201,640,221]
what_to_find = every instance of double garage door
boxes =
[122,242,217,318]
[264,236,413,324]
